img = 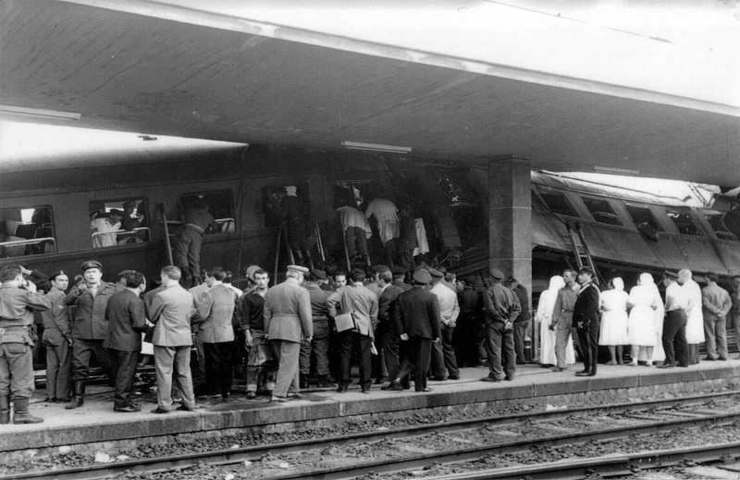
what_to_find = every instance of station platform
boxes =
[3,359,740,454]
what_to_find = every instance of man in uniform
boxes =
[42,271,71,402]
[481,268,521,382]
[0,265,50,423]
[195,267,238,401]
[264,265,312,402]
[149,266,198,413]
[299,269,332,388]
[429,268,460,381]
[550,269,578,372]
[239,269,276,399]
[387,268,440,392]
[173,198,214,287]
[573,268,601,377]
[105,271,148,412]
[702,274,732,361]
[65,260,117,409]
[507,277,531,364]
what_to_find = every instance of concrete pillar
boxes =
[488,156,532,295]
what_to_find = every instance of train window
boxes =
[0,205,56,257]
[582,197,622,225]
[538,191,579,217]
[179,190,235,234]
[705,212,736,240]
[665,208,703,236]
[89,198,150,248]
[626,205,663,232]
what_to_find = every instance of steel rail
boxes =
[3,390,740,480]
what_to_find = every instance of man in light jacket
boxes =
[149,266,198,413]
[702,274,732,361]
[263,265,312,402]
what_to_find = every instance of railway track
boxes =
[4,390,740,480]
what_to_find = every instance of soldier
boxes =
[0,264,51,424]
[573,268,601,377]
[299,269,333,388]
[65,260,117,409]
[42,271,72,402]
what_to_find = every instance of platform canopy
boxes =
[0,0,739,183]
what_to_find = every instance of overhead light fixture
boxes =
[341,141,412,154]
[138,135,158,141]
[0,105,81,121]
[593,166,640,176]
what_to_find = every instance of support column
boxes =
[488,156,532,295]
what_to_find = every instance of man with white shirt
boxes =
[429,268,460,380]
[660,271,689,368]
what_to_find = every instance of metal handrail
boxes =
[91,227,150,240]
[0,237,56,248]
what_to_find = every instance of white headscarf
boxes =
[611,277,625,291]
[535,275,565,323]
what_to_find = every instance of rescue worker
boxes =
[42,270,72,402]
[481,269,521,382]
[429,268,460,380]
[573,268,601,377]
[281,186,314,269]
[173,198,214,287]
[0,265,50,423]
[65,260,117,409]
[299,269,332,388]
[263,265,312,402]
[105,271,147,412]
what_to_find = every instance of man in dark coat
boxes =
[65,260,117,409]
[506,277,530,364]
[105,271,147,412]
[299,269,332,388]
[481,269,521,382]
[573,267,601,376]
[376,267,404,384]
[387,268,440,392]
[41,271,71,402]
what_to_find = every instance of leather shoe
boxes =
[385,381,404,391]
[150,407,170,414]
[480,376,502,382]
[448,375,459,380]
[177,404,197,411]
[270,395,290,403]
[657,363,675,369]
[114,404,141,413]
[575,371,591,376]
[415,387,432,392]
[336,384,349,393]
[246,391,256,399]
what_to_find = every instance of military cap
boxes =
[287,264,309,274]
[80,260,103,272]
[490,268,505,280]
[310,269,327,280]
[428,267,444,279]
[412,268,432,285]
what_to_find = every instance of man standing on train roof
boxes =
[41,271,72,403]
[0,265,51,424]
[573,267,601,377]
[387,268,440,392]
[701,274,731,361]
[660,271,689,368]
[148,266,198,413]
[481,268,521,382]
[429,267,460,381]
[172,197,214,288]
[105,271,148,412]
[65,260,117,409]
[263,265,312,402]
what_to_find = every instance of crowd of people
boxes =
[0,259,529,424]
[536,268,736,371]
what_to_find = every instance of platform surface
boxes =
[3,359,740,452]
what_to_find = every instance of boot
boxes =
[65,381,85,410]
[12,397,43,424]
[0,396,9,424]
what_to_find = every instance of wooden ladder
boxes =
[566,222,601,285]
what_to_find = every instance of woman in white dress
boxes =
[680,269,705,364]
[627,273,661,366]
[536,275,565,366]
[599,277,629,365]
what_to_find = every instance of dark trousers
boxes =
[108,349,139,408]
[663,310,688,367]
[378,329,400,381]
[191,335,206,394]
[576,321,600,374]
[513,321,528,363]
[431,324,459,378]
[71,338,111,384]
[345,226,369,261]
[397,337,432,391]
[44,341,71,400]
[172,227,203,286]
[299,336,330,376]
[338,331,372,387]
[483,321,515,379]
[203,342,233,396]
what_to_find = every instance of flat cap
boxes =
[80,260,103,272]
[413,268,432,285]
[287,264,309,274]
[245,265,262,281]
[490,268,505,280]
[662,270,678,279]
[428,267,444,279]
[310,268,327,280]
